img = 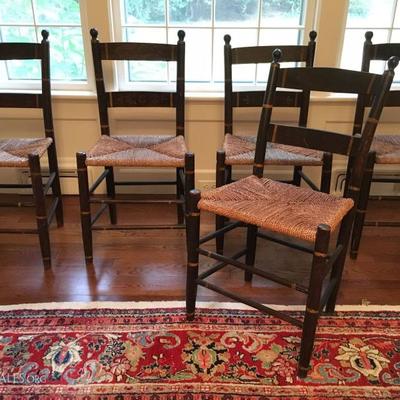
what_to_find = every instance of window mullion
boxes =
[211,0,216,84]
[255,0,263,84]
[30,0,39,42]
[166,0,170,83]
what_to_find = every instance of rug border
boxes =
[0,301,399,311]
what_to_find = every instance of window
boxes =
[341,0,400,73]
[0,0,88,89]
[113,0,315,90]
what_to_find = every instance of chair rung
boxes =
[320,277,339,311]
[197,248,247,280]
[178,169,185,186]
[91,203,108,226]
[297,170,319,191]
[89,170,109,194]
[197,247,309,294]
[115,180,177,186]
[257,230,314,253]
[197,279,303,328]
[326,244,344,269]
[90,198,183,205]
[46,197,59,225]
[92,223,185,230]
[43,172,56,195]
[199,221,243,244]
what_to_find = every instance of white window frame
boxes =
[340,0,400,75]
[110,0,318,93]
[0,0,93,91]
[3,0,396,96]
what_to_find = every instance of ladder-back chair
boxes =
[216,31,332,253]
[350,31,400,258]
[186,50,397,377]
[0,30,63,269]
[77,29,194,265]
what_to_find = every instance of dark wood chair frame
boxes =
[216,31,332,253]
[186,50,397,377]
[77,29,194,265]
[350,31,400,258]
[0,30,63,269]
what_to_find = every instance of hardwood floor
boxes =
[0,196,399,305]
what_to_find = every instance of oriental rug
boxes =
[0,301,399,399]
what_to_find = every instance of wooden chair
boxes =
[186,49,397,377]
[216,31,332,253]
[0,30,63,269]
[77,29,194,265]
[350,31,400,259]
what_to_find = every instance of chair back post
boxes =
[224,35,233,135]
[176,30,185,137]
[90,28,110,136]
[299,30,317,127]
[253,49,282,178]
[346,56,399,202]
[353,31,374,136]
[39,30,55,142]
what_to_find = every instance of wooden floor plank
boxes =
[0,196,398,305]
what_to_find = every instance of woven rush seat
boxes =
[0,138,52,167]
[223,134,324,166]
[86,135,187,167]
[371,134,400,164]
[199,175,354,242]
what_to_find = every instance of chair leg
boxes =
[350,152,375,259]
[47,142,63,227]
[216,151,227,254]
[105,166,117,224]
[325,210,354,313]
[320,152,332,194]
[298,224,330,378]
[76,152,93,265]
[293,166,302,186]
[29,154,51,269]
[186,189,201,321]
[176,167,184,224]
[244,225,258,282]
[184,152,195,221]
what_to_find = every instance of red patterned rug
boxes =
[0,302,399,399]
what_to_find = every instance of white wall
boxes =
[1,94,399,196]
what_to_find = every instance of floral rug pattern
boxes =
[0,306,399,399]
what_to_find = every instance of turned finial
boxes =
[90,28,99,42]
[224,35,231,45]
[309,30,317,42]
[41,30,49,43]
[272,48,282,63]
[388,55,399,71]
[365,31,373,43]
[178,30,185,41]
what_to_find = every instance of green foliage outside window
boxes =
[0,0,86,82]
[124,0,303,24]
